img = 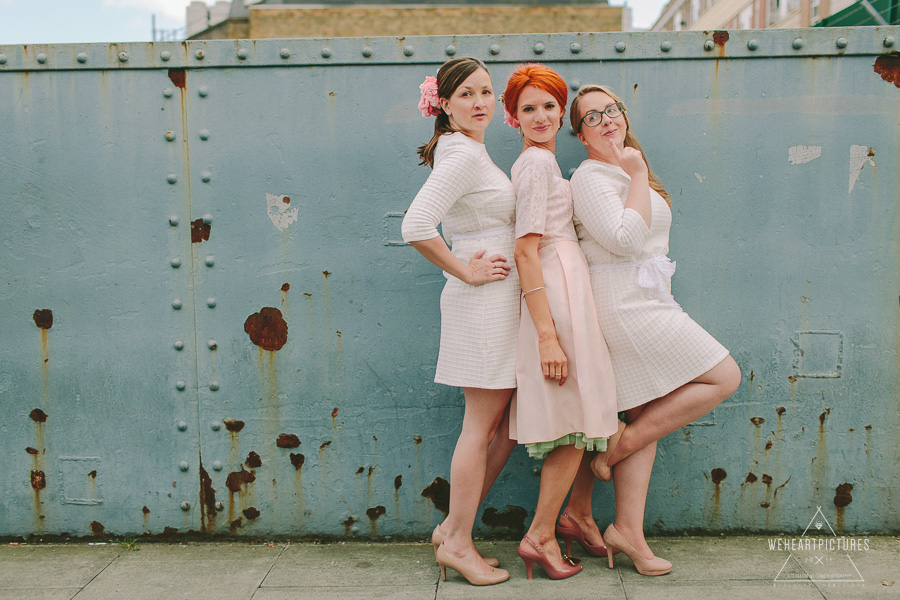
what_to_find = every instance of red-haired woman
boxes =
[402,57,518,586]
[504,64,619,581]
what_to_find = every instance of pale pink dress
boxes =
[508,147,619,458]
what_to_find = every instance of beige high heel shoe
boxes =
[431,524,499,567]
[435,543,510,586]
[603,524,672,576]
[590,421,626,481]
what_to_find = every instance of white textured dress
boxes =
[401,132,520,389]
[571,159,729,411]
[509,148,618,457]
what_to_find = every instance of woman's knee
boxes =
[718,356,741,398]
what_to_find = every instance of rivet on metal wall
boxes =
[160,51,171,61]
[169,215,179,226]
[170,257,181,268]
[172,299,183,310]
[176,381,186,391]
[703,40,715,51]
[207,298,217,308]
[165,130,176,142]
[0,54,6,65]
[209,381,220,391]
[205,256,215,267]
[207,339,217,350]
[118,52,128,63]
[321,48,331,58]
[403,46,414,57]
[181,501,191,510]
[37,53,47,64]
[237,48,248,60]
[167,173,178,184]
[445,45,456,56]
[280,48,291,59]
[174,340,184,350]
[747,39,759,51]
[884,36,895,48]
[615,41,626,53]
[77,53,88,64]
[199,129,210,140]
[195,49,205,60]
[569,79,582,91]
[214,501,224,510]
[198,86,209,97]
[163,88,174,98]
[213,460,223,471]
[660,41,672,52]
[571,42,582,54]
[211,421,221,431]
[201,171,212,183]
[178,421,188,431]
[362,46,373,57]
[792,38,804,49]
[533,42,546,54]
[835,37,848,49]
[203,214,213,224]
[490,44,501,55]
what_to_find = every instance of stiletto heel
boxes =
[591,421,626,481]
[517,534,582,581]
[432,524,499,567]
[607,549,615,569]
[603,524,672,576]
[555,512,616,558]
[435,543,510,586]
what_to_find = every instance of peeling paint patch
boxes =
[694,172,704,183]
[849,145,876,193]
[366,505,386,520]
[874,54,900,87]
[319,440,332,450]
[421,477,450,515]
[394,475,402,489]
[29,409,47,423]
[191,218,211,243]
[713,31,729,46]
[33,309,53,329]
[26,447,39,455]
[225,468,256,493]
[223,419,245,432]
[168,69,186,88]
[750,417,765,426]
[834,483,853,507]
[290,453,305,470]
[482,505,527,531]
[745,472,758,483]
[142,506,150,514]
[267,193,298,230]
[711,468,727,484]
[244,307,288,351]
[30,470,46,490]
[89,521,105,535]
[199,464,218,522]
[762,474,773,485]
[788,145,821,165]
[245,451,262,468]
[276,434,300,449]
[281,283,290,292]
[243,507,261,520]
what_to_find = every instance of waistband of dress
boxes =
[450,224,514,244]
[588,255,668,273]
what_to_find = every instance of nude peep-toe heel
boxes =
[431,524,499,567]
[603,524,672,576]
[590,421,626,482]
[435,543,510,586]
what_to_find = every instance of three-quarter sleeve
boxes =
[571,165,650,257]
[513,149,553,239]
[401,140,480,243]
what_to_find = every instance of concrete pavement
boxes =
[1,536,897,599]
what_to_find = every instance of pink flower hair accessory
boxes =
[503,106,519,129]
[418,75,441,118]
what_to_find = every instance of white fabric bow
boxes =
[635,255,679,307]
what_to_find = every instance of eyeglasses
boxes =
[580,102,625,128]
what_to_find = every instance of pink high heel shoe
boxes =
[555,512,619,558]
[431,524,499,568]
[603,524,672,576]
[517,534,582,580]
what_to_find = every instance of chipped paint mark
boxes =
[230,518,242,533]
[413,435,423,444]
[849,145,876,193]
[788,145,821,165]
[819,408,831,425]
[267,193,298,230]
[342,515,356,536]
[290,453,305,470]
[787,375,797,383]
[162,526,179,537]
[356,466,365,474]
[223,419,245,432]
[394,475,402,489]
[26,447,39,455]
[366,505,386,520]
[90,521,105,535]
[421,477,450,515]
[142,506,150,514]
[281,283,290,292]
[245,307,288,351]
[245,451,262,468]
[711,468,727,484]
[276,434,300,449]
[33,309,53,329]
[750,417,765,426]
[30,470,46,490]
[319,440,332,450]
[29,409,47,422]
[834,483,853,508]
[225,468,256,493]
[88,470,97,479]
[190,218,211,243]
[760,502,770,508]
[765,441,773,450]
[168,69,186,88]
[762,474,773,486]
[776,407,786,416]
[331,407,339,419]
[713,31,729,46]
[745,472,758,483]
[874,54,900,87]
[199,464,218,532]
[482,505,527,530]
[243,507,260,520]
[694,172,704,183]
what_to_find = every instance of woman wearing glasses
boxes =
[569,85,741,575]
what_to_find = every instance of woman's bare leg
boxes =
[523,444,584,565]
[479,399,517,504]
[607,356,740,468]
[612,404,658,558]
[560,452,606,547]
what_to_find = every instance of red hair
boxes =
[503,63,568,125]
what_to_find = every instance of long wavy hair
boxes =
[417,57,490,168]
[570,84,670,203]
[503,63,568,128]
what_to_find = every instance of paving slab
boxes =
[0,544,121,589]
[252,586,437,600]
[623,580,826,600]
[0,590,80,600]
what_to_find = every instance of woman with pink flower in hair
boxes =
[402,56,518,586]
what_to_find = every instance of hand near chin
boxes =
[608,138,648,180]
[466,249,511,285]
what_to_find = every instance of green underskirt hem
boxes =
[525,433,608,460]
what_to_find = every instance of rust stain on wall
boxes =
[281,283,290,292]
[421,477,450,515]
[243,507,261,520]
[874,54,900,87]
[25,447,39,455]
[230,518,242,533]
[342,515,355,536]
[89,521,105,535]
[482,505,527,531]
[190,218,211,243]
[244,307,288,351]
[245,451,262,468]
[745,472,758,484]
[29,409,48,423]
[356,466,365,475]
[142,506,150,514]
[30,470,46,490]
[713,31,729,46]
[199,464,218,533]
[834,483,853,507]
[394,475,402,490]
[711,468,727,484]
[33,309,53,329]
[168,68,186,88]
[276,434,300,448]
[225,468,256,493]
[750,417,765,426]
[762,474,773,486]
[366,505,386,520]
[290,453,305,470]
[88,470,97,479]
[319,440,332,450]
[223,419,245,432]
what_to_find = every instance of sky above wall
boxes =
[0,0,667,45]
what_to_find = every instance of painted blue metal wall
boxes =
[1,28,898,538]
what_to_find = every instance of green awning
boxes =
[814,0,899,26]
